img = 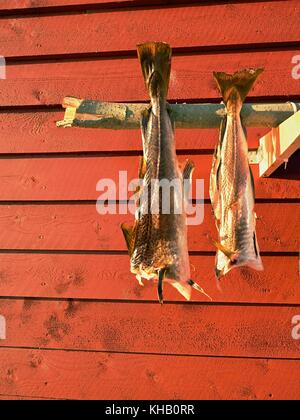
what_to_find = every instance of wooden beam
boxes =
[258,110,300,177]
[56,97,300,129]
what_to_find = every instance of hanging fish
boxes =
[122,42,211,303]
[210,68,264,279]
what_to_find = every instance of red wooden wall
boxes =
[0,0,299,400]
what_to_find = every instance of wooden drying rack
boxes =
[57,97,300,177]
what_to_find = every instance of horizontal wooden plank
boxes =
[0,394,46,400]
[0,0,201,11]
[4,50,300,106]
[0,203,297,252]
[1,349,300,400]
[0,254,298,304]
[0,155,298,200]
[0,111,266,153]
[0,0,139,9]
[1,2,300,58]
[1,299,300,358]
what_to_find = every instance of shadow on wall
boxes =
[270,150,300,181]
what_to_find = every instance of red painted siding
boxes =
[0,0,299,400]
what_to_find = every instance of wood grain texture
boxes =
[0,203,297,252]
[1,348,300,400]
[0,299,300,358]
[0,155,298,200]
[3,50,300,106]
[0,111,266,153]
[1,2,300,58]
[0,254,298,304]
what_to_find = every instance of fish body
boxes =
[122,42,210,302]
[210,69,264,279]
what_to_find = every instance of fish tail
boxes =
[188,279,212,301]
[137,42,172,99]
[213,68,264,107]
[165,277,212,302]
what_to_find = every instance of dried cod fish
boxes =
[210,68,264,279]
[122,42,211,303]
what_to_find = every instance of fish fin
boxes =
[137,42,172,99]
[188,279,212,301]
[158,268,165,305]
[213,68,264,105]
[121,223,135,257]
[182,159,195,200]
[138,156,147,180]
[182,159,195,182]
[212,239,239,263]
[136,275,144,287]
[214,219,221,232]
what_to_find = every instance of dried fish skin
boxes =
[122,42,210,302]
[211,69,264,279]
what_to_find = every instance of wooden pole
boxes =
[57,97,300,129]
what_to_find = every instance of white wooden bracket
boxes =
[248,110,300,177]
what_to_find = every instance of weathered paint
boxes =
[1,2,300,58]
[0,156,298,200]
[1,348,300,400]
[0,204,297,252]
[3,50,300,106]
[0,254,298,304]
